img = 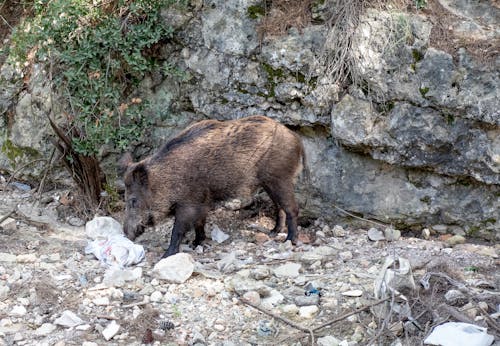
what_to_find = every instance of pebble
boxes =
[341,290,363,297]
[299,305,319,318]
[446,235,466,246]
[54,310,84,328]
[295,295,320,306]
[261,289,284,308]
[339,251,353,261]
[332,225,346,237]
[153,253,195,283]
[317,335,341,346]
[421,228,431,240]
[431,224,448,234]
[281,304,299,316]
[9,305,27,317]
[16,253,38,263]
[35,323,57,336]
[0,252,17,262]
[367,228,385,241]
[93,297,110,306]
[150,291,163,302]
[102,320,120,340]
[242,291,261,306]
[384,228,401,241]
[272,262,301,278]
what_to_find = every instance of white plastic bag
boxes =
[85,234,145,268]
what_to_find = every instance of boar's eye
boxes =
[128,197,138,209]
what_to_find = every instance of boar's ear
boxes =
[118,152,134,176]
[130,163,149,187]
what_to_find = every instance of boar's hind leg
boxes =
[264,183,299,243]
[192,209,208,247]
[163,205,206,258]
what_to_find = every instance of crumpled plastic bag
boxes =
[424,322,494,346]
[85,234,145,268]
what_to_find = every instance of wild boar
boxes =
[120,115,305,258]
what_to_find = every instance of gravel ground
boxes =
[0,179,498,346]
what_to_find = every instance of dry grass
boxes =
[256,0,313,40]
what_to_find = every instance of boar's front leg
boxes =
[162,204,207,258]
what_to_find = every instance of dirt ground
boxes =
[0,178,499,346]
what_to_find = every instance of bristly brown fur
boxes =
[121,115,306,258]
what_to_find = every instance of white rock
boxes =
[150,291,163,302]
[54,310,84,328]
[93,297,110,306]
[261,289,284,308]
[0,285,10,301]
[35,323,57,336]
[299,305,319,318]
[341,289,363,297]
[273,262,301,278]
[332,225,346,237]
[77,324,92,331]
[102,320,120,341]
[317,335,341,346]
[85,216,123,240]
[16,253,37,263]
[368,228,385,241]
[0,252,17,262]
[82,342,99,346]
[9,305,27,317]
[0,217,16,231]
[242,291,261,306]
[384,228,401,241]
[281,304,299,316]
[153,253,195,283]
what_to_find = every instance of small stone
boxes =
[16,253,37,263]
[446,235,466,246]
[384,228,401,241]
[54,310,84,328]
[93,297,110,306]
[421,228,431,240]
[35,323,57,336]
[82,342,98,346]
[295,295,320,306]
[68,216,85,227]
[0,285,10,301]
[281,304,299,316]
[299,305,319,318]
[153,253,195,283]
[341,289,363,297]
[0,217,16,232]
[332,225,346,237]
[251,266,271,280]
[273,262,301,278]
[317,335,341,346]
[261,289,284,308]
[444,290,467,306]
[339,251,353,261]
[0,252,17,262]
[150,291,163,302]
[213,324,225,331]
[432,224,448,234]
[297,233,312,243]
[9,305,27,317]
[367,228,385,241]
[102,320,120,341]
[242,291,261,306]
[254,232,270,244]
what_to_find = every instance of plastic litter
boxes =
[210,224,230,243]
[85,234,144,268]
[84,216,145,268]
[424,322,494,346]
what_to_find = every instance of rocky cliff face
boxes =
[1,0,498,237]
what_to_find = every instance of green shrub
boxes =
[9,0,184,156]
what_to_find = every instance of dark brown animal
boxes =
[120,115,305,258]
